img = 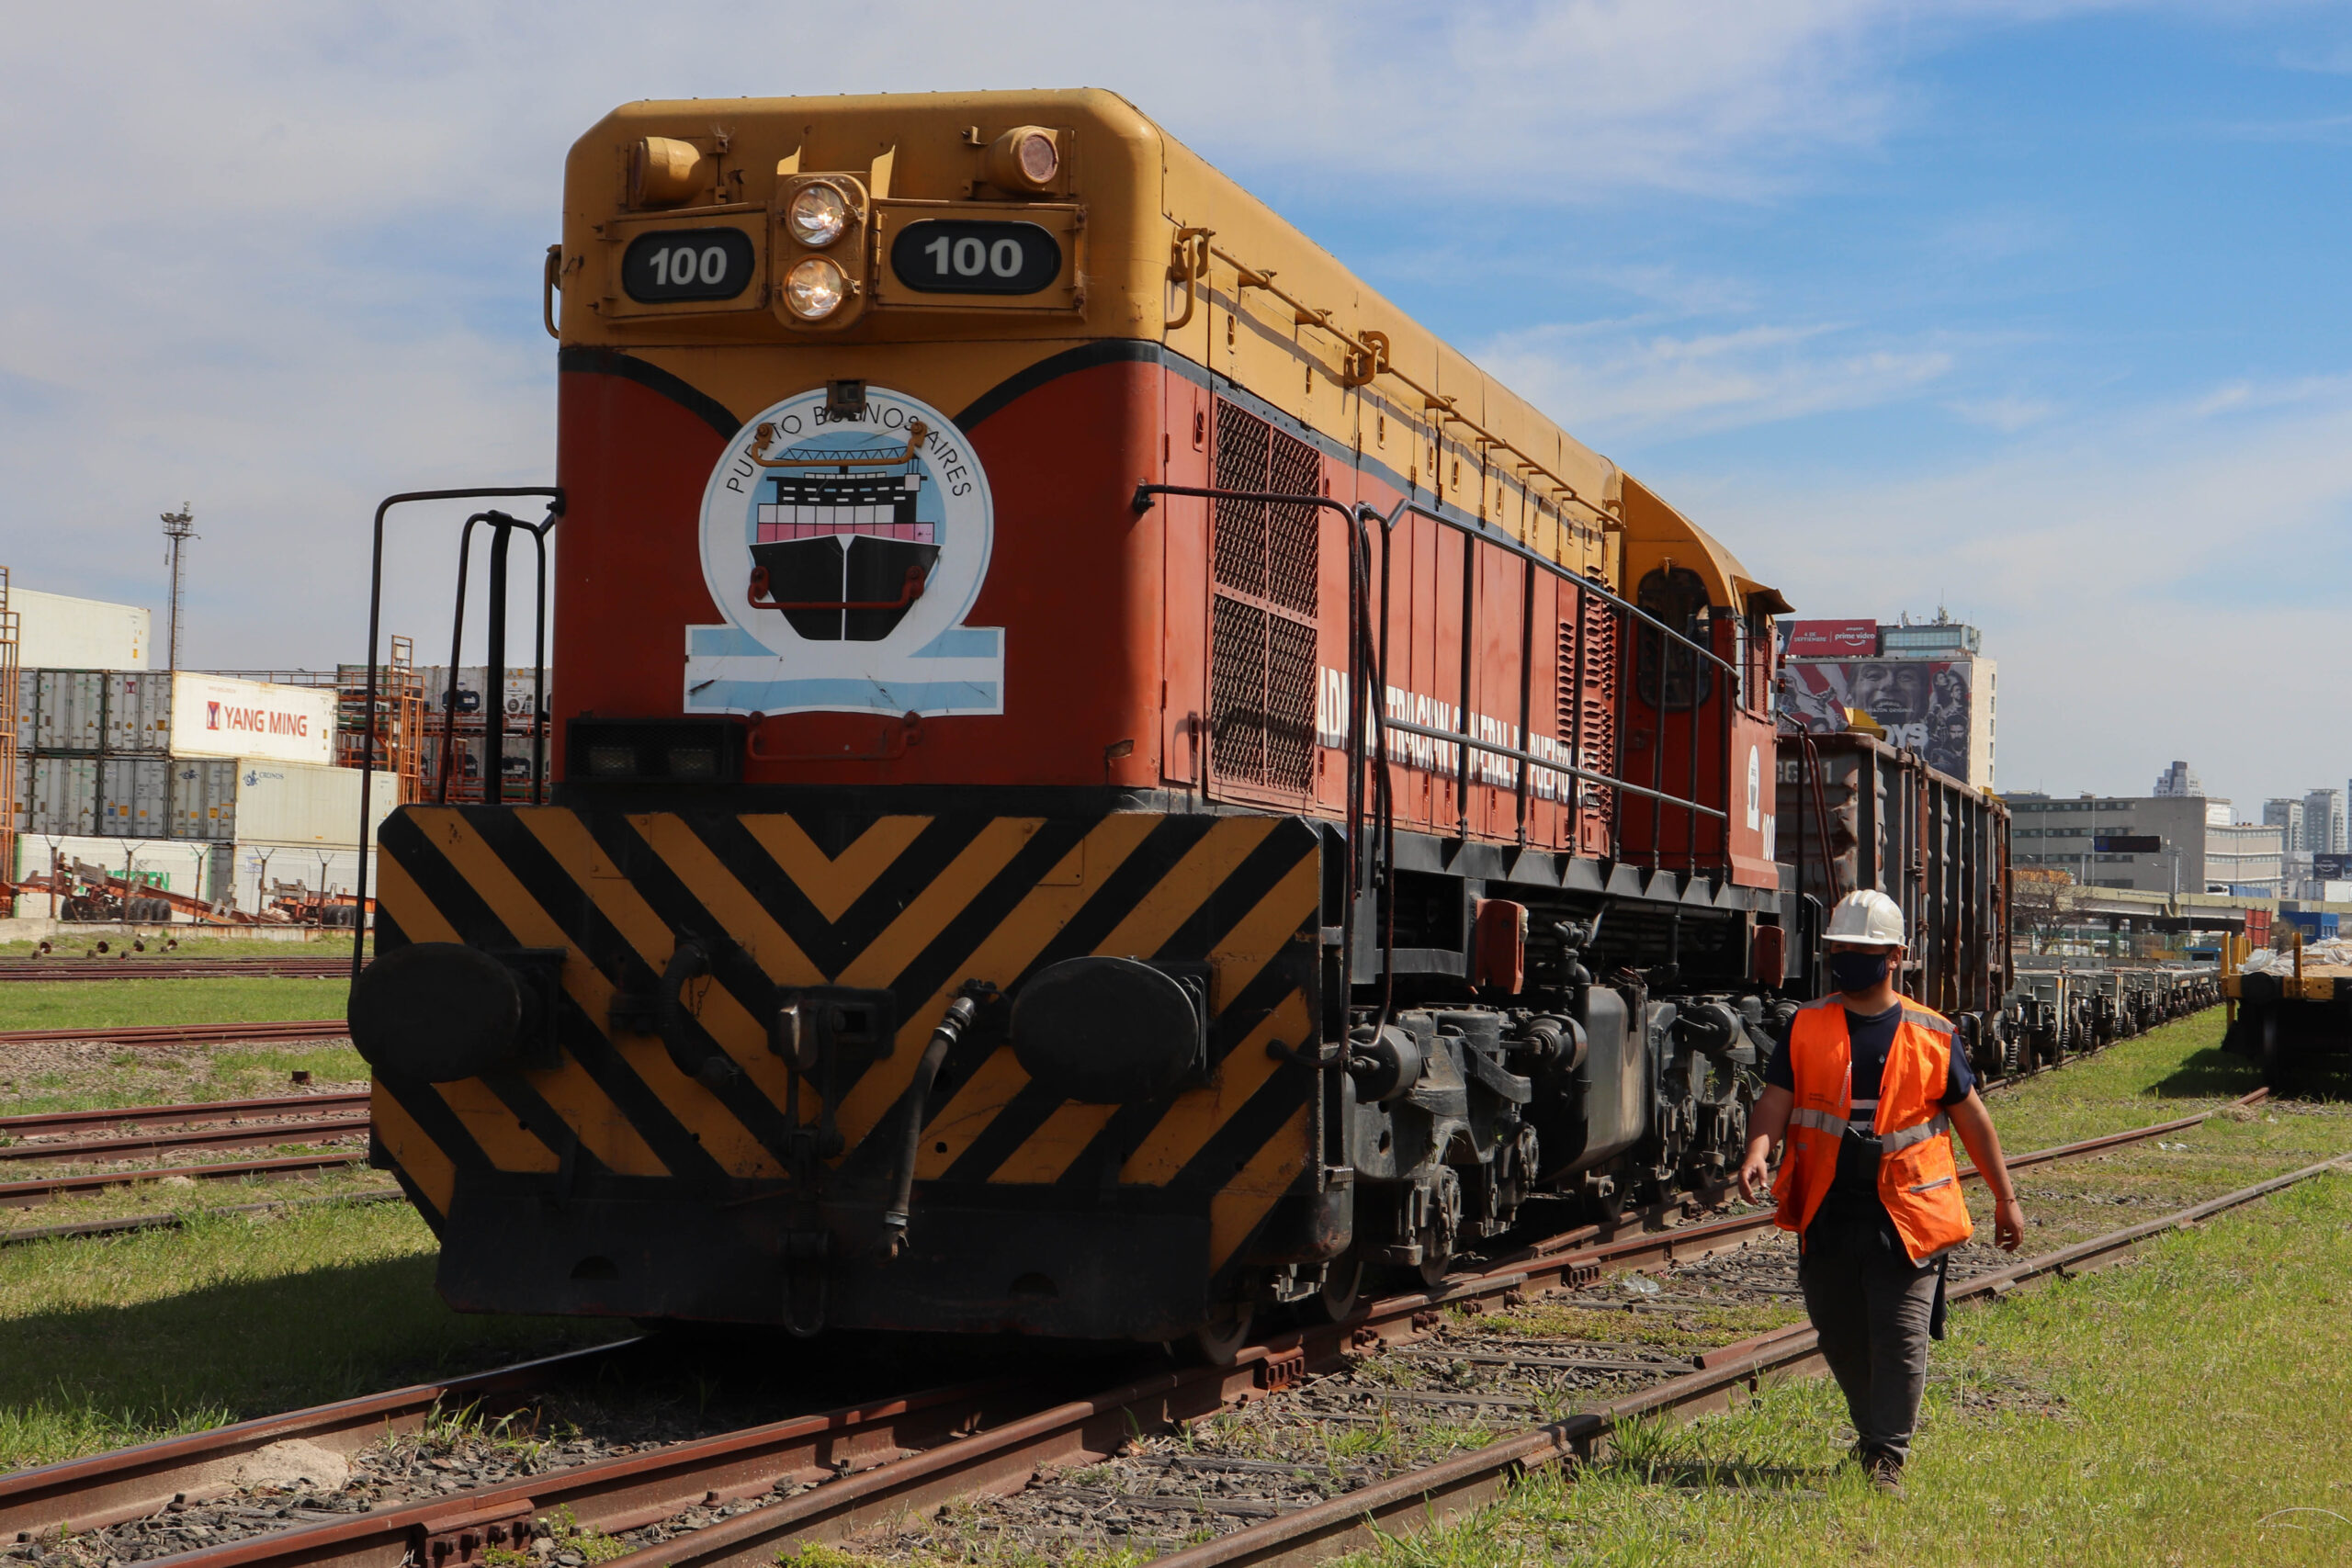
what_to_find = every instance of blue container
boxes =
[2283,910,2338,938]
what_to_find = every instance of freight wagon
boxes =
[1773,730,2012,1074]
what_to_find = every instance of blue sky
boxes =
[3,2,2348,810]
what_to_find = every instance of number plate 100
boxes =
[889,220,1062,296]
[621,229,756,304]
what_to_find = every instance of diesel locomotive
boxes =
[347,89,1963,1357]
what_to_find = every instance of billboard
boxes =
[168,673,334,765]
[1778,659,1973,782]
[1783,619,1878,659]
[2315,852,2352,881]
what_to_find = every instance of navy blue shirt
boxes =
[1764,1002,1975,1258]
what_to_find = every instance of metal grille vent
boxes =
[1209,400,1321,793]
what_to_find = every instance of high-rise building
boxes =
[2301,788,2346,855]
[2264,797,2305,840]
[1778,610,1996,788]
[2001,791,2283,895]
[2153,761,2201,796]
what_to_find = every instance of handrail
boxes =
[1169,231,1621,533]
[352,487,563,992]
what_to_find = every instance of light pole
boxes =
[160,505,196,674]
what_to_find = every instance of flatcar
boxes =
[350,90,1852,1357]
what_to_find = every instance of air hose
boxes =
[657,940,741,1090]
[881,993,978,1257]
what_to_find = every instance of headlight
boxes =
[785,257,848,320]
[1012,132,1058,186]
[786,183,849,248]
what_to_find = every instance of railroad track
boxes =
[0,1091,370,1168]
[0,1087,2288,1566]
[0,1020,350,1048]
[0,959,354,983]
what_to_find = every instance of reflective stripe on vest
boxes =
[1881,1111,1951,1152]
[1771,994,1974,1261]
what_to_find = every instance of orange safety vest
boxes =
[1772,993,1973,1262]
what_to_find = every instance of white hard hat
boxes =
[1826,889,1906,948]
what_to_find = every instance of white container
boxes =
[232,760,396,847]
[28,755,98,835]
[98,756,171,837]
[105,672,174,752]
[168,673,335,765]
[11,590,149,671]
[8,755,28,831]
[35,670,107,751]
[168,758,239,841]
[28,834,214,907]
[8,674,34,752]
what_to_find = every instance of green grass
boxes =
[1338,1009,2352,1566]
[0,1200,623,1472]
[1344,1172,2352,1567]
[0,976,350,1033]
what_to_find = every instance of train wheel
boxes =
[1189,1301,1256,1367]
[1415,1169,1463,1289]
[1309,1258,1365,1324]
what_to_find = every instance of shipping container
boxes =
[2283,910,2339,938]
[15,833,219,905]
[28,755,98,836]
[97,755,171,837]
[34,670,107,751]
[232,760,397,847]
[169,672,336,766]
[168,758,239,841]
[9,674,35,754]
[12,591,149,671]
[104,672,174,753]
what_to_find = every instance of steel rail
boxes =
[119,1085,2264,1568]
[0,1091,369,1138]
[0,1189,403,1249]
[0,1150,368,1210]
[27,1081,2270,1564]
[0,1114,371,1168]
[0,1341,640,1539]
[0,961,354,983]
[0,1020,351,1046]
[1153,1149,2352,1568]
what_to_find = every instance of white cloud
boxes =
[1478,319,1956,439]
[1949,394,2057,431]
[1658,379,2352,806]
[0,0,2194,669]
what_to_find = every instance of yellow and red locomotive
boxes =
[349,90,1801,1354]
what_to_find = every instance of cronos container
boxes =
[34,670,107,752]
[232,761,397,847]
[98,756,171,837]
[168,759,239,841]
[104,672,174,753]
[28,756,98,836]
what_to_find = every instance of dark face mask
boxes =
[1827,950,1891,994]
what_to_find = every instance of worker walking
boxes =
[1737,889,2027,1496]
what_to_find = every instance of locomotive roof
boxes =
[571,88,1778,614]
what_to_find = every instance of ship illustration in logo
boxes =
[746,418,935,642]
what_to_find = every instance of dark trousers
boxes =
[1798,1247,1939,1463]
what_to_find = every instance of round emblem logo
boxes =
[684,386,1003,717]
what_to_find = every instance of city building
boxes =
[2301,787,2346,855]
[2153,761,2201,796]
[1778,610,1996,789]
[2003,790,2285,895]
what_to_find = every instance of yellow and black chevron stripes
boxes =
[370,806,1325,1277]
